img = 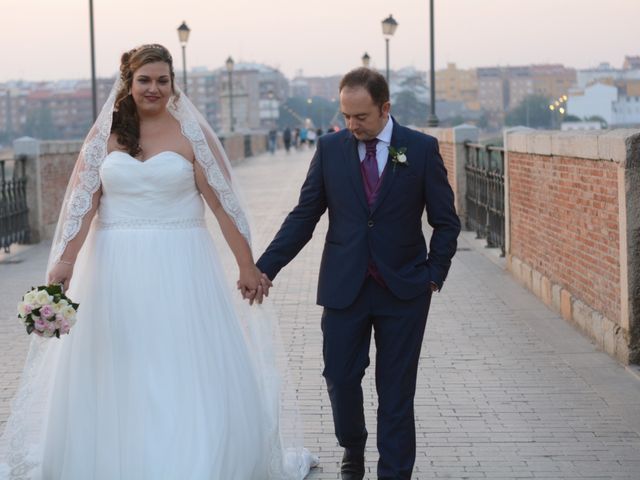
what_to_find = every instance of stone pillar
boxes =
[615,131,640,362]
[13,137,41,244]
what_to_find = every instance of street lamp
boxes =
[381,14,398,84]
[362,52,371,68]
[548,94,567,129]
[226,56,235,133]
[89,0,97,121]
[177,21,191,95]
[306,98,313,127]
[427,0,439,126]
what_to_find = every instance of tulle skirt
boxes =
[0,224,315,479]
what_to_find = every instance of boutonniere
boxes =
[389,146,408,171]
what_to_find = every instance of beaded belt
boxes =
[96,218,206,230]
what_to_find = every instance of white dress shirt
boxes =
[357,116,393,176]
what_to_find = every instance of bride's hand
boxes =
[237,265,272,305]
[48,261,74,292]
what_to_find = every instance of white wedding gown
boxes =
[0,151,316,479]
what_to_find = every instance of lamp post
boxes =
[177,21,191,95]
[89,0,97,121]
[381,14,398,84]
[226,56,235,133]
[548,95,567,129]
[362,52,371,68]
[307,98,314,125]
[427,0,439,127]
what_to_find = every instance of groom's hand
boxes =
[237,266,273,305]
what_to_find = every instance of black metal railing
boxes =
[464,142,505,255]
[0,155,30,253]
[243,135,253,158]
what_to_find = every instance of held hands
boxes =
[48,261,74,293]
[237,264,272,305]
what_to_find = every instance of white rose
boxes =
[24,291,37,305]
[17,302,28,317]
[54,300,69,314]
[397,153,407,164]
[61,305,77,321]
[35,290,52,306]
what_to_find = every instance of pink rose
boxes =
[41,305,54,318]
[34,318,47,332]
[24,305,32,314]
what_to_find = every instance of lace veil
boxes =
[1,74,311,478]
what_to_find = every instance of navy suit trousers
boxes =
[321,278,431,480]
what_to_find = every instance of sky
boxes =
[1,0,638,82]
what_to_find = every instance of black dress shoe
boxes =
[341,450,365,480]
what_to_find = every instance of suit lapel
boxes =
[342,134,369,212]
[370,120,406,215]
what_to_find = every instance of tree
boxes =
[24,107,59,140]
[392,90,428,126]
[585,115,608,128]
[505,95,553,129]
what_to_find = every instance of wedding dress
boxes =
[0,77,317,479]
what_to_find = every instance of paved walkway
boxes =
[2,148,640,479]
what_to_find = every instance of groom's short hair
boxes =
[339,68,390,109]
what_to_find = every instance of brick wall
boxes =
[39,143,82,237]
[506,130,640,363]
[422,125,478,220]
[509,152,620,323]
[421,128,456,195]
[438,140,455,192]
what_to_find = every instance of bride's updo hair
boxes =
[112,44,177,157]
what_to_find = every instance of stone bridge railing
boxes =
[424,126,639,364]
[7,127,640,364]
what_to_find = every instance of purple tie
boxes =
[363,139,379,197]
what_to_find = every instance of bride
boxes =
[0,44,317,479]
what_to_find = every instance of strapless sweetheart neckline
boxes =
[107,150,193,167]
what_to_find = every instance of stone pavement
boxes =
[2,147,640,479]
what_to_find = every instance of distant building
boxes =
[530,64,576,102]
[623,55,640,70]
[179,68,219,129]
[576,61,640,89]
[476,67,506,114]
[567,81,640,127]
[0,88,28,140]
[435,63,479,111]
[0,78,113,141]
[507,67,534,111]
[567,83,617,124]
[612,92,640,126]
[476,66,535,120]
[290,75,341,100]
[218,63,288,132]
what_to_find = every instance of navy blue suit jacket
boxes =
[256,119,461,310]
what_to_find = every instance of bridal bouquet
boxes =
[17,284,79,338]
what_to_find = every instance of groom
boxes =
[256,68,460,480]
